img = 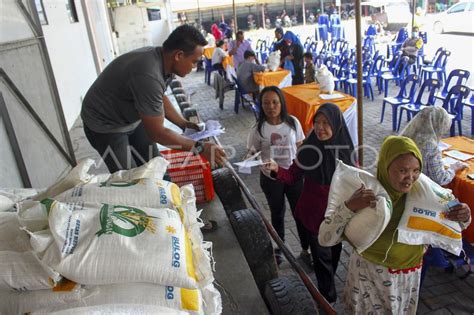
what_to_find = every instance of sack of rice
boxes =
[0,213,61,291]
[32,199,211,289]
[1,282,222,315]
[34,157,169,201]
[320,160,392,253]
[55,178,182,210]
[397,173,463,255]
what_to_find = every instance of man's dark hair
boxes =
[244,50,255,59]
[216,40,225,47]
[163,25,207,55]
[303,52,313,59]
[236,30,244,37]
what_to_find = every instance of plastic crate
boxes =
[161,150,214,204]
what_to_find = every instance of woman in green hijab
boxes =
[319,136,471,314]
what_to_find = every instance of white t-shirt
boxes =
[211,47,227,66]
[247,116,305,178]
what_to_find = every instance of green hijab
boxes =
[377,136,423,204]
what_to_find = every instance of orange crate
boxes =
[161,150,214,204]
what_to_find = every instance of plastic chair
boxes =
[366,24,377,36]
[380,74,419,131]
[317,24,329,42]
[347,60,374,100]
[231,75,258,116]
[371,54,386,94]
[463,90,474,135]
[333,58,350,93]
[318,14,330,29]
[386,27,408,62]
[204,58,218,85]
[435,69,470,103]
[442,84,470,136]
[381,56,410,97]
[420,50,451,85]
[397,78,442,131]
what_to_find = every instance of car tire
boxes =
[434,21,444,34]
[230,209,278,292]
[211,168,247,215]
[264,275,319,315]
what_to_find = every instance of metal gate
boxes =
[0,0,76,188]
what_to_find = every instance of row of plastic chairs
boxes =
[380,68,472,135]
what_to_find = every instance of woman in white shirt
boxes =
[247,86,309,265]
[211,40,227,72]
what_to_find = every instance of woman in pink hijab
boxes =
[211,24,222,41]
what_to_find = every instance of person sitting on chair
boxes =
[211,40,227,72]
[401,26,423,65]
[236,50,267,96]
[304,52,316,83]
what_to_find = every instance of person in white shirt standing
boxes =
[247,86,309,265]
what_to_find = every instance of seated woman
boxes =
[319,136,471,313]
[211,40,228,72]
[265,103,355,303]
[400,106,467,185]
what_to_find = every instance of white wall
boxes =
[41,0,98,129]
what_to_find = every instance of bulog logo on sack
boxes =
[96,204,157,237]
[99,180,139,188]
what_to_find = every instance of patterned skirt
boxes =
[343,251,422,315]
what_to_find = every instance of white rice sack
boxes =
[0,251,59,291]
[55,178,182,210]
[0,212,31,251]
[397,173,463,255]
[18,200,50,232]
[0,280,83,314]
[267,50,281,71]
[326,160,392,253]
[34,157,169,201]
[1,283,221,315]
[46,304,188,315]
[34,199,207,289]
[0,194,14,212]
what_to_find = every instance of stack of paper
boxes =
[319,93,344,100]
[183,120,225,141]
[444,150,474,161]
[442,156,468,168]
[438,141,451,152]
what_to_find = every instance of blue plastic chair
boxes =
[397,78,442,131]
[231,75,258,116]
[333,58,350,93]
[317,24,329,42]
[318,14,330,29]
[420,50,451,85]
[347,60,374,100]
[463,89,474,135]
[381,56,410,97]
[204,58,218,85]
[331,25,344,40]
[387,27,408,62]
[435,69,470,103]
[441,84,470,136]
[366,24,377,36]
[380,74,419,131]
[371,54,386,94]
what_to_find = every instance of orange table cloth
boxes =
[442,136,474,243]
[203,46,215,59]
[282,83,356,135]
[253,69,291,88]
[222,55,233,69]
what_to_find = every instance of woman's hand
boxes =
[446,203,471,223]
[345,184,377,212]
[263,159,279,173]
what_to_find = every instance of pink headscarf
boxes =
[211,24,222,41]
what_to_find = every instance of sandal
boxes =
[201,219,218,233]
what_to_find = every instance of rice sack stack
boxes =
[324,160,392,252]
[397,173,463,255]
[30,198,205,289]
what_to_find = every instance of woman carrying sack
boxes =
[319,136,471,314]
[265,103,355,303]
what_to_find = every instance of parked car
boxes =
[433,1,474,34]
